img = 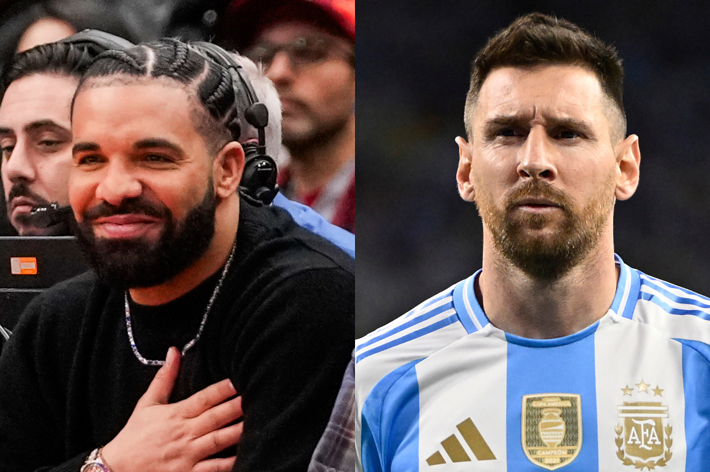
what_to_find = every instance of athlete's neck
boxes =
[476,225,619,339]
[128,196,239,306]
[287,115,354,196]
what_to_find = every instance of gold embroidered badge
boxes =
[615,381,672,470]
[522,394,582,470]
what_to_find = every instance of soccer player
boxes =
[355,13,710,471]
[0,38,354,472]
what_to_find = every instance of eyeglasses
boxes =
[245,36,353,71]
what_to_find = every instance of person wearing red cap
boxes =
[218,0,355,233]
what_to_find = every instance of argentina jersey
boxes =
[355,255,710,471]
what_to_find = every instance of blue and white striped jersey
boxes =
[355,256,710,471]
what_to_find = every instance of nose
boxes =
[265,51,295,86]
[4,141,36,183]
[94,160,142,207]
[517,127,557,180]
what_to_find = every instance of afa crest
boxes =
[522,394,582,470]
[615,380,672,470]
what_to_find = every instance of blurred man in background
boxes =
[218,0,355,232]
[0,41,96,236]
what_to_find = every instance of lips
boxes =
[510,197,565,215]
[91,213,163,240]
[514,197,562,208]
[9,196,41,218]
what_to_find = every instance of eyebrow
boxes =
[133,138,185,157]
[0,119,70,138]
[25,119,70,135]
[483,113,595,137]
[72,142,100,155]
[72,138,187,156]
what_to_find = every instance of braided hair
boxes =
[76,39,240,154]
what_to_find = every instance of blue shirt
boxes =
[356,256,710,471]
[274,193,354,259]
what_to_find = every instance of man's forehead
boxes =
[256,21,337,42]
[0,73,77,128]
[474,65,607,124]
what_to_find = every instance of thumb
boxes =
[138,346,181,406]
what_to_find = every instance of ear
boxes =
[455,136,475,202]
[614,134,641,201]
[213,141,245,199]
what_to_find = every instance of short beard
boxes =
[475,175,616,281]
[283,112,351,157]
[74,183,217,288]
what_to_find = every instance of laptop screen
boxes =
[0,236,90,328]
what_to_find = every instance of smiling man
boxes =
[355,13,710,472]
[0,42,93,236]
[0,38,353,472]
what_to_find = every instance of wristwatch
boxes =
[80,448,112,472]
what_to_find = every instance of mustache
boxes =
[505,180,572,211]
[7,181,50,205]
[82,196,170,221]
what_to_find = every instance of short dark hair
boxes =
[0,41,93,102]
[464,13,626,142]
[75,39,237,154]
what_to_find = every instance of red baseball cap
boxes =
[217,0,355,50]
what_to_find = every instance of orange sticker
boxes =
[10,257,38,275]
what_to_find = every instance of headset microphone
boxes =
[192,41,279,204]
[29,202,73,229]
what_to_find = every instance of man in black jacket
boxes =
[0,37,354,472]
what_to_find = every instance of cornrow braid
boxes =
[200,63,241,139]
[76,38,238,154]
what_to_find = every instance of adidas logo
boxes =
[426,418,496,465]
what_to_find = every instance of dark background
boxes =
[356,0,710,336]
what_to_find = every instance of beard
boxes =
[74,182,217,288]
[474,174,616,281]
[282,105,351,155]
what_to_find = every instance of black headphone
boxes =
[58,29,135,57]
[60,30,279,205]
[191,41,279,205]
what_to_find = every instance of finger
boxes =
[179,378,237,418]
[138,347,181,406]
[192,396,243,438]
[194,422,244,459]
[193,456,236,472]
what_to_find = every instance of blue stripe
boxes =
[639,292,710,320]
[640,275,710,309]
[610,258,630,315]
[467,272,491,330]
[506,332,598,471]
[620,267,641,319]
[356,302,454,353]
[361,359,422,472]
[355,315,459,363]
[452,277,477,334]
[679,342,710,470]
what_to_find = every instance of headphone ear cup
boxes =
[241,144,278,204]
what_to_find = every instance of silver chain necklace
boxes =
[124,242,237,366]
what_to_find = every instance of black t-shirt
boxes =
[0,198,354,472]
